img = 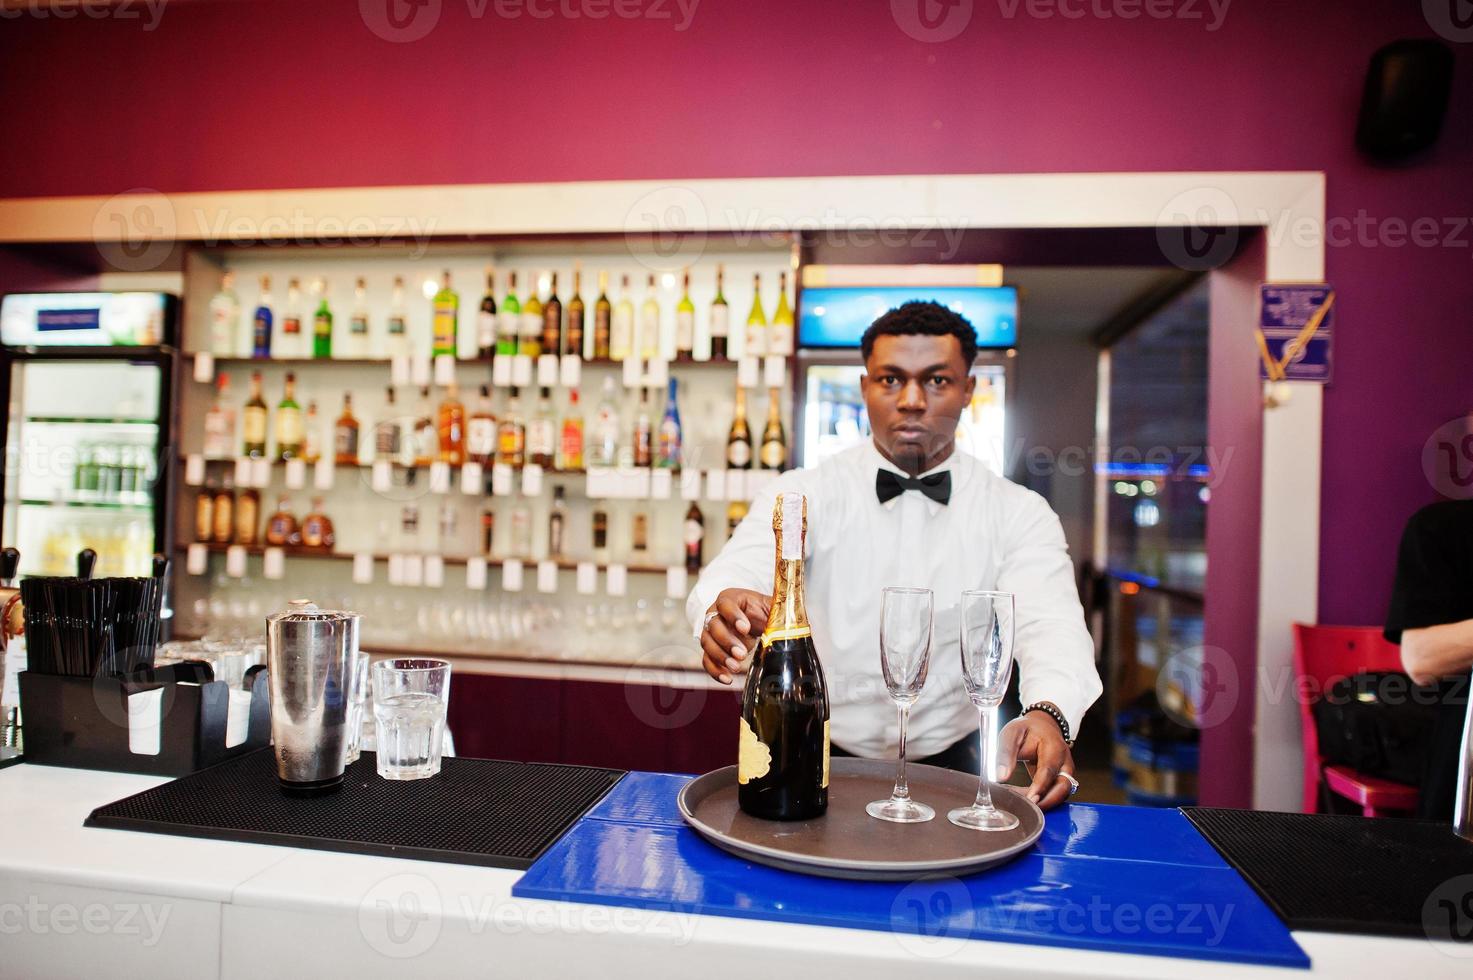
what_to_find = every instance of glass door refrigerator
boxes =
[792,281,1017,473]
[0,292,178,579]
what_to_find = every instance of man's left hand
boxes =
[995,710,1076,811]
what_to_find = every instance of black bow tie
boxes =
[876,469,952,506]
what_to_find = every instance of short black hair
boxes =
[860,300,978,369]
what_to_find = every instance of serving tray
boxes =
[678,757,1042,880]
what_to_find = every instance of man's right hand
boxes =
[699,588,771,685]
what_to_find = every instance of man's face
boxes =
[860,333,976,474]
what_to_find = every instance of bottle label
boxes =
[770,323,794,356]
[683,519,702,547]
[529,420,556,457]
[498,311,520,343]
[467,418,496,456]
[477,311,496,347]
[388,314,406,336]
[709,305,729,338]
[560,424,582,462]
[676,310,694,350]
[745,324,767,355]
[254,310,273,347]
[283,316,302,336]
[314,314,331,337]
[375,421,401,456]
[351,314,369,336]
[335,425,358,457]
[243,407,267,444]
[203,412,232,457]
[433,304,457,350]
[277,410,303,447]
[520,311,541,338]
[737,716,772,785]
[822,720,830,788]
[761,440,785,469]
[727,441,751,468]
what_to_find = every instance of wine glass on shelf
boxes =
[949,590,1021,832]
[867,587,935,823]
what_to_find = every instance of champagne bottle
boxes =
[566,264,586,359]
[726,384,752,469]
[252,275,273,359]
[432,270,458,358]
[276,372,304,461]
[541,271,563,356]
[477,267,497,359]
[675,269,695,360]
[497,272,521,358]
[739,492,829,820]
[312,280,333,359]
[725,499,748,537]
[611,274,634,360]
[769,270,794,356]
[744,272,767,357]
[709,264,729,361]
[760,387,786,470]
[593,271,612,360]
[242,371,268,458]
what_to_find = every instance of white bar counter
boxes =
[0,762,1464,979]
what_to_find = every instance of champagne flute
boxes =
[949,590,1021,832]
[867,587,935,823]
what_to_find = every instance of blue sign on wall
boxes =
[1259,283,1334,383]
[798,286,1018,349]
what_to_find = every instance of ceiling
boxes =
[1008,266,1197,339]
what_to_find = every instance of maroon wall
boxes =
[2,0,1469,627]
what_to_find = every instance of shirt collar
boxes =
[867,440,962,515]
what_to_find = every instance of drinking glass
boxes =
[949,591,1021,832]
[372,658,451,780]
[867,587,935,823]
[344,653,370,765]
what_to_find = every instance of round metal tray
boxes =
[677,757,1043,880]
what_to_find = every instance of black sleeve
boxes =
[1384,502,1473,643]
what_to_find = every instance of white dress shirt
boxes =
[687,440,1102,759]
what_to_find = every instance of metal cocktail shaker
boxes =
[265,600,361,795]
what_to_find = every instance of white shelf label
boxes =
[666,566,689,599]
[192,353,214,384]
[575,561,597,595]
[521,463,544,497]
[726,469,747,502]
[390,354,411,387]
[184,454,205,487]
[646,358,669,390]
[705,469,727,501]
[559,354,582,388]
[371,459,393,494]
[650,468,673,500]
[424,555,445,588]
[680,469,703,501]
[621,356,642,388]
[460,460,483,495]
[433,354,456,387]
[629,468,652,500]
[492,355,513,387]
[536,559,558,594]
[491,463,515,497]
[429,461,451,495]
[234,457,252,486]
[312,458,333,491]
[284,458,306,490]
[250,456,272,489]
[262,547,285,580]
[225,545,247,579]
[387,553,405,586]
[411,354,433,387]
[737,355,760,389]
[763,355,786,389]
[403,554,424,587]
[502,559,524,592]
[511,354,534,387]
[585,466,611,498]
[186,542,208,575]
[352,553,375,584]
[465,556,487,590]
[536,354,560,388]
[605,564,628,597]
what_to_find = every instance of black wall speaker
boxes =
[1356,39,1455,162]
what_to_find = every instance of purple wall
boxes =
[1,0,1468,624]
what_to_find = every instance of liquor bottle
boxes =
[208,270,241,356]
[610,274,634,360]
[281,278,304,358]
[242,371,268,458]
[675,269,695,360]
[769,270,795,356]
[726,384,752,469]
[437,501,457,551]
[744,273,767,357]
[566,264,586,359]
[726,499,748,537]
[252,275,274,359]
[528,386,557,469]
[548,485,567,559]
[375,387,402,461]
[304,400,322,464]
[509,503,532,559]
[264,496,299,547]
[559,388,584,471]
[541,271,563,357]
[212,476,236,545]
[312,280,333,359]
[592,503,609,564]
[432,269,458,358]
[590,376,620,467]
[477,267,497,359]
[334,393,361,466]
[684,501,705,575]
[709,264,729,361]
[738,492,829,820]
[195,483,215,543]
[203,374,236,459]
[632,388,653,468]
[639,274,661,360]
[480,508,495,556]
[437,382,465,465]
[236,487,261,546]
[519,273,543,358]
[497,387,526,467]
[413,386,436,468]
[760,388,787,470]
[300,497,335,550]
[276,373,304,461]
[657,376,682,470]
[347,276,370,358]
[497,272,521,358]
[631,506,650,557]
[593,271,612,360]
[386,275,409,359]
[466,384,497,463]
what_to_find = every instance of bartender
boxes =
[689,301,1102,811]
[1384,499,1473,819]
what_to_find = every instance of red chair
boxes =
[1291,623,1421,817]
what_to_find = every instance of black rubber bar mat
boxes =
[85,748,624,870]
[1183,806,1473,938]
